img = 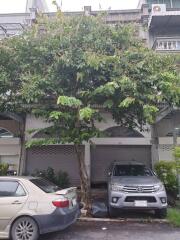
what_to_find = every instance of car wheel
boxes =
[155,208,167,219]
[11,216,39,240]
[109,206,118,218]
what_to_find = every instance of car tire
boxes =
[11,216,39,240]
[109,206,119,218]
[155,208,167,219]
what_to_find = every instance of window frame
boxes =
[0,180,27,197]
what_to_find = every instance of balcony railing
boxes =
[153,37,180,52]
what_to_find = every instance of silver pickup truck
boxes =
[108,162,167,218]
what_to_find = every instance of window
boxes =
[173,0,180,8]
[147,0,171,8]
[15,184,26,196]
[0,128,13,138]
[0,181,26,197]
[30,178,61,193]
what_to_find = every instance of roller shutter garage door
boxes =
[26,145,83,186]
[91,145,151,184]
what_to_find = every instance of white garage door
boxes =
[91,145,151,184]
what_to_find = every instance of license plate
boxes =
[72,198,77,206]
[134,200,147,207]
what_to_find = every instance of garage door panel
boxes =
[91,145,151,184]
[26,145,82,186]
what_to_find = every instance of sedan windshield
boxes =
[113,165,153,177]
[30,178,61,193]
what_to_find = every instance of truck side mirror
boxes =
[108,171,112,177]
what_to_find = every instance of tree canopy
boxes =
[0,14,179,126]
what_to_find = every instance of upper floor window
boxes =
[147,0,180,8]
[0,128,13,138]
[147,0,171,8]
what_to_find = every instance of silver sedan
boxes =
[0,176,80,240]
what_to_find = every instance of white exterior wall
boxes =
[26,112,151,139]
[156,112,180,137]
[0,138,20,170]
[94,112,151,138]
[25,114,52,140]
[158,137,180,161]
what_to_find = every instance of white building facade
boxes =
[0,0,179,185]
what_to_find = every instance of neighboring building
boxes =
[0,0,179,185]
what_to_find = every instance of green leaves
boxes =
[79,107,97,121]
[57,96,82,108]
[103,99,113,109]
[26,138,59,148]
[94,82,119,96]
[50,111,71,121]
[119,97,135,108]
[0,13,179,145]
[143,105,159,124]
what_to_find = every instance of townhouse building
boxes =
[0,0,179,185]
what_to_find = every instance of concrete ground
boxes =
[40,221,180,240]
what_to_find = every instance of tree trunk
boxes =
[75,144,91,214]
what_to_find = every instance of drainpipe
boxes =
[18,115,27,175]
[170,0,173,8]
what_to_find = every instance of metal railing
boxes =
[153,37,180,51]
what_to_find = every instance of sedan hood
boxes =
[110,176,161,186]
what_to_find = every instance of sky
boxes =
[0,0,140,13]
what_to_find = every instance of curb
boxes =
[78,217,169,224]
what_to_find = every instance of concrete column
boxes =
[84,6,91,16]
[84,143,91,186]
[151,124,159,168]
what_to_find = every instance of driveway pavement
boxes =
[40,221,180,240]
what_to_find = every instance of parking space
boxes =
[41,221,180,240]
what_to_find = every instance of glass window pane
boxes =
[0,181,18,197]
[15,184,26,196]
[164,0,171,7]
[0,128,13,138]
[173,0,180,8]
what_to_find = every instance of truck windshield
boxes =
[113,165,153,177]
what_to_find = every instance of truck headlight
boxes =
[111,184,124,192]
[153,184,165,192]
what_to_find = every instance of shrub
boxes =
[33,167,70,188]
[154,161,178,197]
[0,163,9,176]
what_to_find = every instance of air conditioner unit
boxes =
[151,4,166,15]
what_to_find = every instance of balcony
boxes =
[148,4,180,29]
[153,37,180,52]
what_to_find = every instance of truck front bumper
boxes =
[109,191,167,209]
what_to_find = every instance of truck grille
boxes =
[122,185,155,193]
[125,196,157,203]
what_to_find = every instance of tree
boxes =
[0,13,179,210]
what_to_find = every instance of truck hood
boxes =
[110,176,161,186]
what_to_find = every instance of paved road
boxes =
[40,221,180,240]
